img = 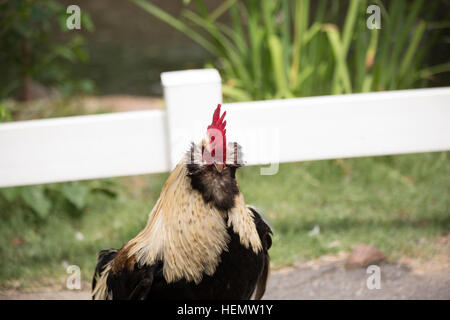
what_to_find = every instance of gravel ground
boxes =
[264,261,450,300]
[1,257,449,300]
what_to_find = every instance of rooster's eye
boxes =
[210,136,215,143]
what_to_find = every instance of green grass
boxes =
[240,152,450,266]
[0,152,449,289]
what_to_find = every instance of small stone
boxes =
[113,220,122,229]
[11,237,24,246]
[328,240,340,248]
[345,244,386,269]
[308,225,320,236]
[75,232,84,241]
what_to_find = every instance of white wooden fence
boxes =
[1,69,449,188]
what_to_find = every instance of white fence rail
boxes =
[1,69,449,188]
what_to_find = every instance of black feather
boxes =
[91,249,117,298]
[94,209,272,300]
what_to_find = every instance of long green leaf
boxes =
[323,24,352,94]
[362,28,379,92]
[269,35,293,98]
[342,0,360,54]
[419,62,450,79]
[222,83,252,101]
[289,0,309,88]
[209,0,237,21]
[399,20,426,86]
[130,0,218,56]
[182,10,252,85]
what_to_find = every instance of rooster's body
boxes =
[92,105,272,300]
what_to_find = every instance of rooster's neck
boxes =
[123,160,230,284]
[116,155,261,285]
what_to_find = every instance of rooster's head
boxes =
[186,104,243,211]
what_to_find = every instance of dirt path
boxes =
[1,256,449,300]
[264,261,450,300]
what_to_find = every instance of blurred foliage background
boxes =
[133,0,450,100]
[1,0,449,104]
[0,0,95,101]
[0,0,449,289]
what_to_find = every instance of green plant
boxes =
[0,180,120,221]
[0,102,11,122]
[338,0,450,92]
[0,0,95,101]
[131,0,450,101]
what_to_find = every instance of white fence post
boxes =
[161,69,222,169]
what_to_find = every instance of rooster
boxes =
[92,104,272,300]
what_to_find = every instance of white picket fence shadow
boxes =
[1,69,449,188]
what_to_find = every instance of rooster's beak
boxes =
[214,162,224,173]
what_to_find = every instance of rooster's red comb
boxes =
[206,104,227,163]
[207,104,226,134]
